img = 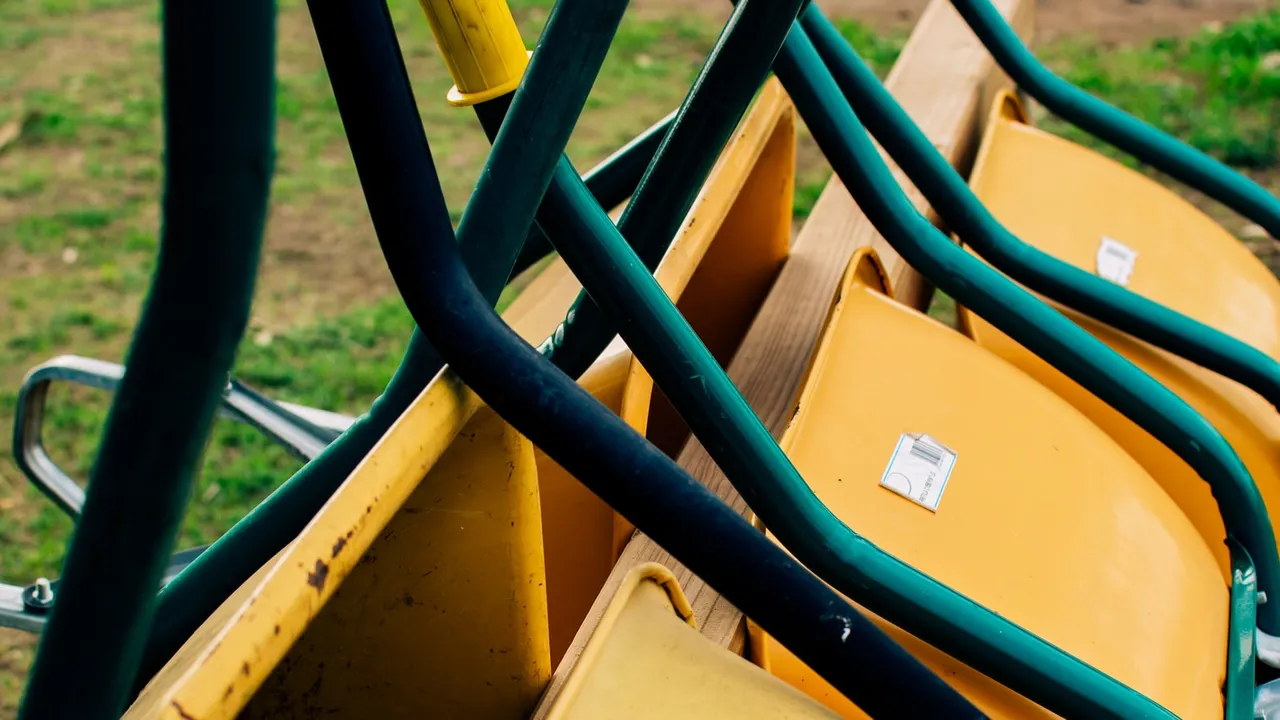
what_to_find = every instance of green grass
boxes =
[792,18,908,217]
[0,0,736,585]
[0,1,724,713]
[2,0,1280,715]
[1040,9,1280,169]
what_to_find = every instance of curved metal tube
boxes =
[949,0,1280,239]
[469,14,1178,720]
[133,0,622,690]
[531,117,1171,720]
[12,356,346,520]
[508,109,675,277]
[774,21,1276,635]
[496,10,1252,714]
[18,0,275,716]
[536,0,807,379]
[801,5,1280,412]
[134,64,672,693]
[326,0,982,714]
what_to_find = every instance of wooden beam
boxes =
[529,0,1035,714]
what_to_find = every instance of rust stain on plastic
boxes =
[306,559,330,592]
[331,529,353,559]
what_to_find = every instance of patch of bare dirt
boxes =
[16,8,156,92]
[251,199,396,331]
[634,0,1275,43]
[1034,0,1275,42]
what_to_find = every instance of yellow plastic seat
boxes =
[504,77,795,665]
[541,563,839,720]
[122,79,796,720]
[957,91,1280,575]
[752,249,1228,719]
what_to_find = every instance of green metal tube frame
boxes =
[801,5,1280,413]
[535,0,805,380]
[130,0,657,692]
[799,12,1269,709]
[509,109,675,277]
[66,3,1260,719]
[19,0,276,717]
[514,19,1273,720]
[775,24,1263,713]
[306,0,981,714]
[803,9,1268,712]
[949,0,1280,240]
[331,0,982,712]
[376,0,1154,714]
[531,108,1173,720]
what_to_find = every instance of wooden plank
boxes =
[529,1,1036,715]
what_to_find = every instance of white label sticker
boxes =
[878,433,957,512]
[1096,236,1138,286]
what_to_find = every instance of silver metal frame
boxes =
[1,355,356,633]
[13,355,355,518]
[0,583,43,633]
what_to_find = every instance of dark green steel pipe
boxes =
[517,17,1256,717]
[454,6,622,306]
[19,1,275,717]
[326,1,983,715]
[505,23,1171,719]
[133,0,623,690]
[143,106,667,688]
[779,20,1280,630]
[950,0,1280,239]
[802,6,1280,411]
[774,20,1280,638]
[1225,541,1259,720]
[508,109,675,278]
[536,0,806,380]
[532,132,1170,720]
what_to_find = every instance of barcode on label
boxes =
[879,433,957,512]
[909,438,944,467]
[1096,236,1138,286]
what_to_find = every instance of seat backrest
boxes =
[122,78,798,720]
[959,90,1280,576]
[754,248,1227,719]
[542,562,840,720]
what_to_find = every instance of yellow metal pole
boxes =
[417,0,530,106]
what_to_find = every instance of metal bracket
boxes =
[0,545,209,635]
[0,583,45,633]
[21,577,56,614]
